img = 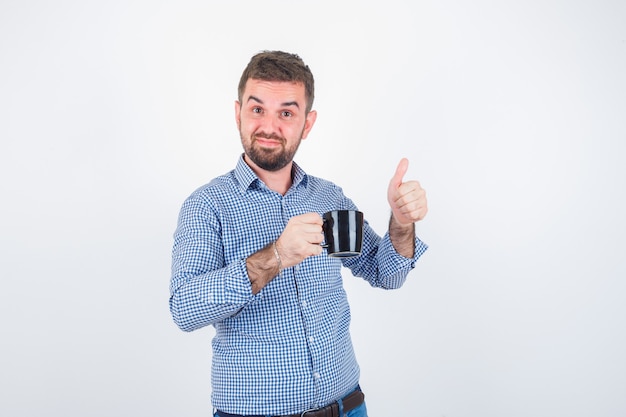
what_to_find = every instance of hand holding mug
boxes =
[387,158,428,225]
[276,213,324,268]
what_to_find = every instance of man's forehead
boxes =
[244,79,305,93]
[243,79,306,104]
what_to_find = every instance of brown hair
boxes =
[238,50,315,113]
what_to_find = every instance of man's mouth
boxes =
[253,134,284,148]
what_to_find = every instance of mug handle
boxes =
[321,217,329,248]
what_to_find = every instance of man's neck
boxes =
[244,155,293,196]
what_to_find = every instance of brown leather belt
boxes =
[216,387,365,417]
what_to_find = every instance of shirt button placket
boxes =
[280,198,289,226]
[299,299,321,390]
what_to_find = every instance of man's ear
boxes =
[234,100,241,130]
[301,110,317,140]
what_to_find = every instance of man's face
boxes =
[235,79,316,172]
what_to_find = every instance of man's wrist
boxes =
[272,241,282,276]
[389,214,415,257]
[246,243,281,294]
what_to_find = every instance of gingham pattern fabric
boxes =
[170,155,428,415]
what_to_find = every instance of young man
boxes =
[170,50,428,417]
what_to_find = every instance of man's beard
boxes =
[242,131,303,172]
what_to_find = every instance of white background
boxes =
[1,1,625,416]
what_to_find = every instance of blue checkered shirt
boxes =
[170,155,428,415]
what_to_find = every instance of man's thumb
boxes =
[391,158,409,188]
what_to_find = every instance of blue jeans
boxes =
[213,401,368,417]
[345,400,368,417]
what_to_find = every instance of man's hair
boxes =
[238,50,315,113]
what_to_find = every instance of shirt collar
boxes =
[234,154,308,193]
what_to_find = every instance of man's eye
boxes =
[281,111,292,117]
[252,107,262,114]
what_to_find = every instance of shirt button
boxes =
[313,372,321,379]
[301,300,307,308]
[309,336,315,343]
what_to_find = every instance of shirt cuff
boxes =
[207,259,254,305]
[378,233,428,276]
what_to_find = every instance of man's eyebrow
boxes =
[247,95,300,108]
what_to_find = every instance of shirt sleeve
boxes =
[344,221,428,289]
[169,192,255,332]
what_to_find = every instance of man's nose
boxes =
[259,113,280,132]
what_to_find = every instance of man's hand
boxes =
[247,213,323,294]
[387,158,428,225]
[275,213,324,268]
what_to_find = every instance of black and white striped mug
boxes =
[322,210,364,257]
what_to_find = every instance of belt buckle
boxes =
[300,408,318,417]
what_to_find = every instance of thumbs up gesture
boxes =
[387,158,428,225]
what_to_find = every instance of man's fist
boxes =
[387,158,428,225]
